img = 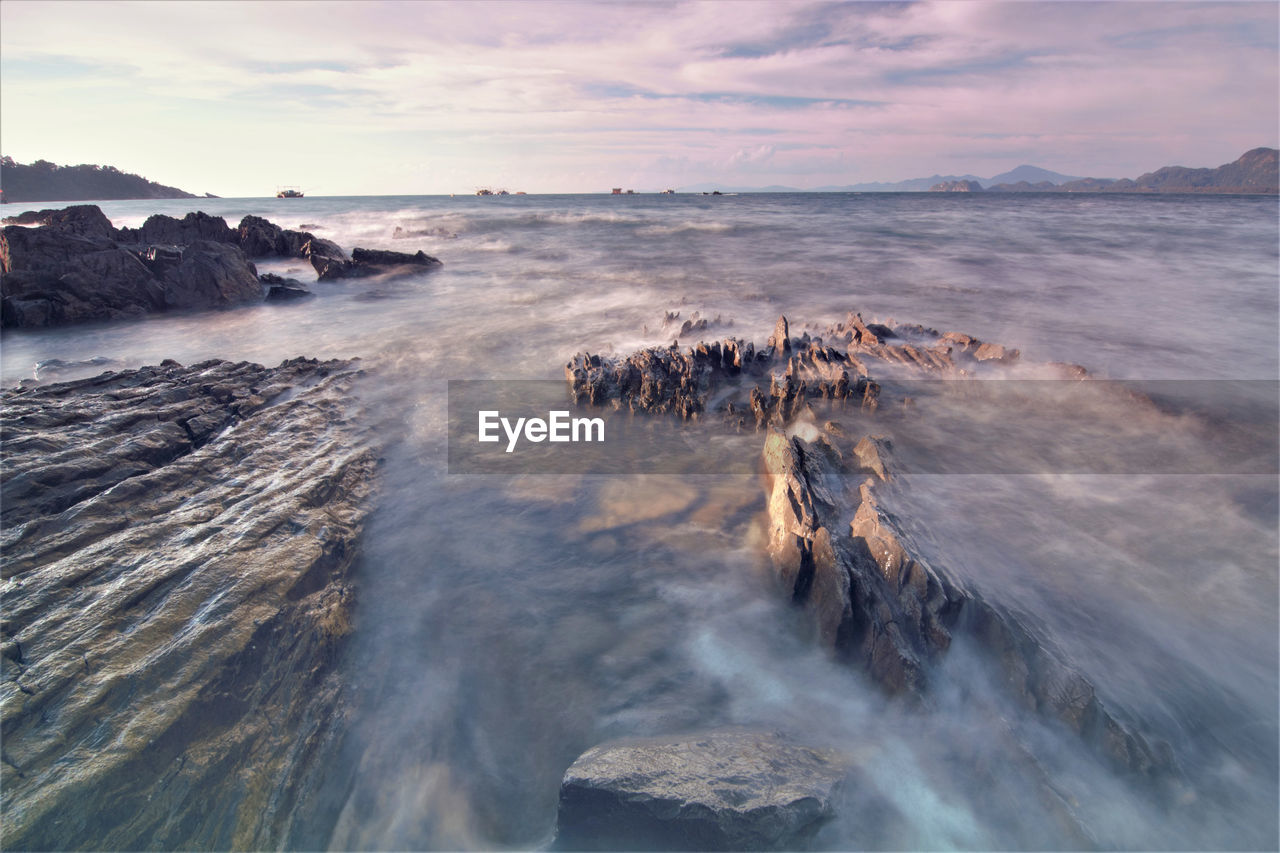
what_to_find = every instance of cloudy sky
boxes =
[1,0,1276,196]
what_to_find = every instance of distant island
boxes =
[678,148,1278,195]
[970,148,1279,194]
[0,157,211,203]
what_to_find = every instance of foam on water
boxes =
[2,192,1276,849]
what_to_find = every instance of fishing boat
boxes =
[276,186,304,198]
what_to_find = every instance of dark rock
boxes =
[1,205,118,238]
[265,282,313,301]
[1,225,163,327]
[236,215,342,261]
[310,246,442,281]
[556,730,849,851]
[237,214,291,257]
[29,356,121,383]
[159,240,263,310]
[119,211,236,246]
[0,357,376,850]
[566,330,878,427]
[1,209,58,226]
[761,425,1177,781]
[392,225,457,240]
[259,272,311,300]
[137,244,183,277]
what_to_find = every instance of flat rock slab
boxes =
[1,357,377,850]
[556,730,849,851]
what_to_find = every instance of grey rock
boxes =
[0,357,376,850]
[1,207,276,327]
[159,240,263,310]
[265,280,313,301]
[119,211,237,246]
[564,329,877,426]
[761,426,1177,781]
[556,730,849,851]
[0,204,117,238]
[310,246,441,281]
[1,225,164,326]
[767,315,790,356]
[237,215,344,261]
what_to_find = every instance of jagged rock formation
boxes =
[310,247,443,281]
[0,357,376,850]
[556,730,850,851]
[565,311,1021,428]
[987,149,1279,194]
[566,315,1175,793]
[1,205,440,328]
[117,210,237,246]
[762,427,1174,781]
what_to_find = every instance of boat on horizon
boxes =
[276,187,304,198]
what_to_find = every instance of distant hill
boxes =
[820,174,987,192]
[678,149,1277,195]
[0,157,203,203]
[986,148,1279,194]
[985,165,1085,185]
[1098,147,1278,193]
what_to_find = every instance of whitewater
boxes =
[2,191,1276,849]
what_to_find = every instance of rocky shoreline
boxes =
[0,215,1228,849]
[2,357,377,849]
[1,204,441,328]
[553,315,1185,848]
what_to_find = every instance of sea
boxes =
[3,192,1277,849]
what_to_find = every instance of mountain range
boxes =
[679,149,1277,194]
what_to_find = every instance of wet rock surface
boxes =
[0,357,377,850]
[1,205,437,328]
[762,427,1175,781]
[556,730,849,851]
[310,246,444,281]
[568,315,1178,800]
[564,311,1030,430]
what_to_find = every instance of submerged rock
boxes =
[0,357,377,850]
[310,246,443,281]
[260,272,313,301]
[760,420,1178,783]
[568,315,1181,791]
[556,730,849,851]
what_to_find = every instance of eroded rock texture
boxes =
[566,315,1174,793]
[556,730,849,851]
[1,357,377,850]
[762,428,1174,781]
[310,246,443,281]
[564,312,1031,430]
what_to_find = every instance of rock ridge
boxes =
[1,356,378,849]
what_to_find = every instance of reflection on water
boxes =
[3,193,1276,848]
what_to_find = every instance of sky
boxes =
[1,0,1276,196]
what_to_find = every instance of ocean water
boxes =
[2,192,1277,849]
